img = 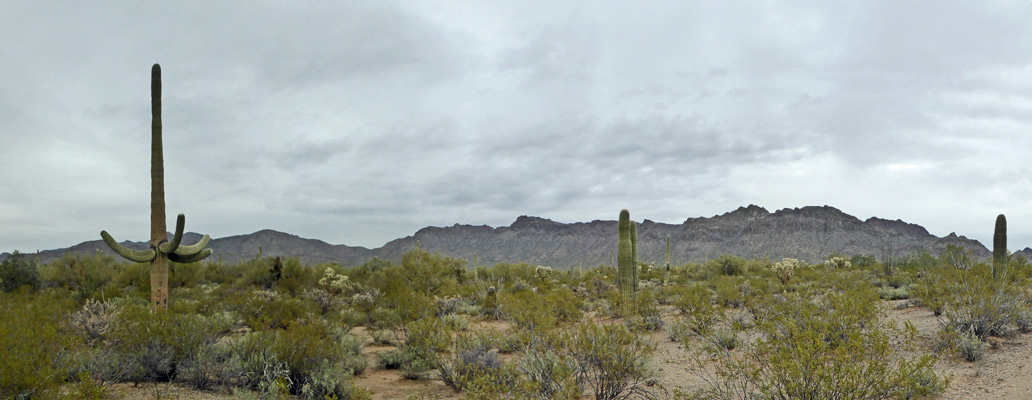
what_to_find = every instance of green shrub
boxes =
[708,255,746,276]
[0,251,40,292]
[569,322,660,400]
[684,292,947,400]
[108,304,221,383]
[673,285,720,335]
[956,329,988,362]
[236,320,366,395]
[437,333,505,391]
[0,291,76,398]
[40,254,114,299]
[938,265,1026,338]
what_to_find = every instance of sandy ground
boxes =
[75,301,1032,399]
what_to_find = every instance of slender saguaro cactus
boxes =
[617,209,636,304]
[630,220,638,292]
[100,64,212,311]
[993,214,1007,280]
[665,235,671,271]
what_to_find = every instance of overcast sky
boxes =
[2,1,1031,254]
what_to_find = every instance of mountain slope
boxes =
[7,205,1005,267]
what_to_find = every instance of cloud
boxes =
[1,1,1032,253]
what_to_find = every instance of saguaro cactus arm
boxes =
[174,234,211,257]
[159,214,185,253]
[100,231,156,262]
[169,248,213,264]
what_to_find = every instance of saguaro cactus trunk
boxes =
[617,209,636,307]
[630,220,638,292]
[101,64,212,311]
[993,214,1007,280]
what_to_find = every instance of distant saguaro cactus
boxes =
[100,64,212,311]
[617,210,636,305]
[993,214,1007,280]
[630,219,639,292]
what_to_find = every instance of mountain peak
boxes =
[509,215,560,230]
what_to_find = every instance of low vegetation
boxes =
[1,239,1030,399]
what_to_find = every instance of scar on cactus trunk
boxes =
[100,64,212,311]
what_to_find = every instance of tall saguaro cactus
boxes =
[617,209,636,305]
[993,214,1007,280]
[100,64,212,311]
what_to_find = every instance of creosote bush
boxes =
[682,291,947,400]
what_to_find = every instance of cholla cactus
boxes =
[100,64,211,311]
[535,265,552,282]
[318,267,353,295]
[771,258,801,284]
[823,257,852,269]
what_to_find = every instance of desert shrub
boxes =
[501,290,559,332]
[1015,307,1032,333]
[437,333,506,391]
[368,306,403,330]
[0,251,40,292]
[518,345,579,399]
[301,288,340,314]
[108,304,222,383]
[441,313,469,331]
[667,319,694,343]
[40,253,115,298]
[178,339,238,391]
[709,329,739,351]
[956,329,989,362]
[878,285,911,300]
[234,289,319,330]
[938,265,1026,338]
[371,329,400,345]
[400,357,433,380]
[625,290,664,332]
[298,361,372,400]
[236,320,366,395]
[673,284,720,335]
[403,317,451,359]
[377,348,413,370]
[0,291,77,398]
[708,255,746,276]
[683,292,947,400]
[569,322,661,400]
[113,261,150,294]
[711,275,746,307]
[497,328,534,354]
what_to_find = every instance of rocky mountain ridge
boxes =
[6,205,1029,268]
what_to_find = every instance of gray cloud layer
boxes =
[2,1,1031,253]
